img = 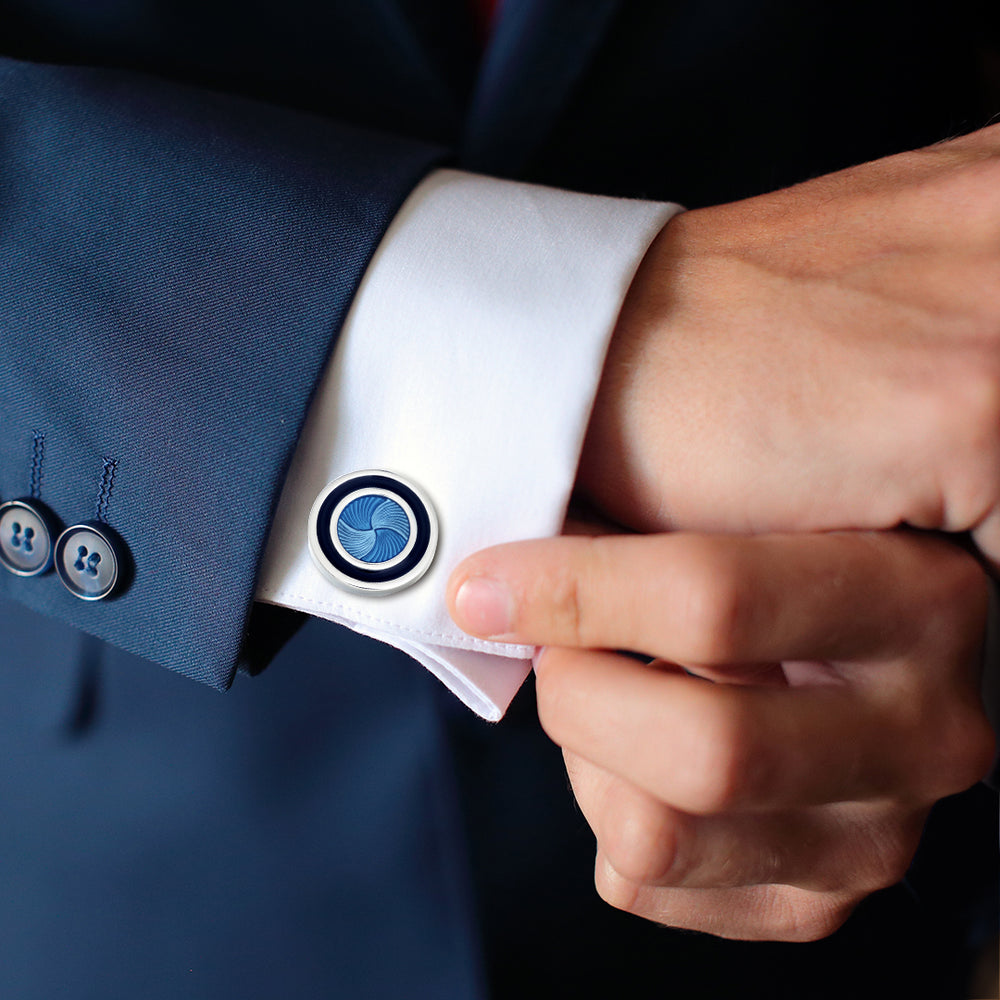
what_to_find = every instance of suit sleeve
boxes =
[0,57,443,690]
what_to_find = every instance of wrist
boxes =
[578,215,682,532]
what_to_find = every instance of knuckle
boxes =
[593,854,641,915]
[599,799,679,885]
[543,559,587,647]
[896,695,994,804]
[543,535,620,649]
[908,644,997,794]
[890,687,994,802]
[673,540,750,664]
[680,696,759,813]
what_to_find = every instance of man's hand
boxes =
[447,531,996,940]
[580,124,1000,564]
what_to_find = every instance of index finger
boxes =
[448,531,985,667]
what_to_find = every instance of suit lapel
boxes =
[462,0,625,174]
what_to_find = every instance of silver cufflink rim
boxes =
[308,470,439,595]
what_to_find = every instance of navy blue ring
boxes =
[314,474,431,585]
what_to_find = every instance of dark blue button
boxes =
[309,471,438,594]
[55,522,127,601]
[0,499,60,577]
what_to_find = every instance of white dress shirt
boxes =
[256,169,681,720]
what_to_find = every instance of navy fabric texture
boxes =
[0,59,440,690]
[0,598,486,1000]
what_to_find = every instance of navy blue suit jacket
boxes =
[0,2,996,997]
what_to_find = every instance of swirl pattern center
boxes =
[336,494,410,563]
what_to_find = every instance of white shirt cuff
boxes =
[255,168,681,720]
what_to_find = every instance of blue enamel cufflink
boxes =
[308,470,439,594]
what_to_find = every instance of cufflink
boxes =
[0,498,61,577]
[55,521,128,601]
[308,470,438,594]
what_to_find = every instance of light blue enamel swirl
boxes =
[336,494,410,563]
